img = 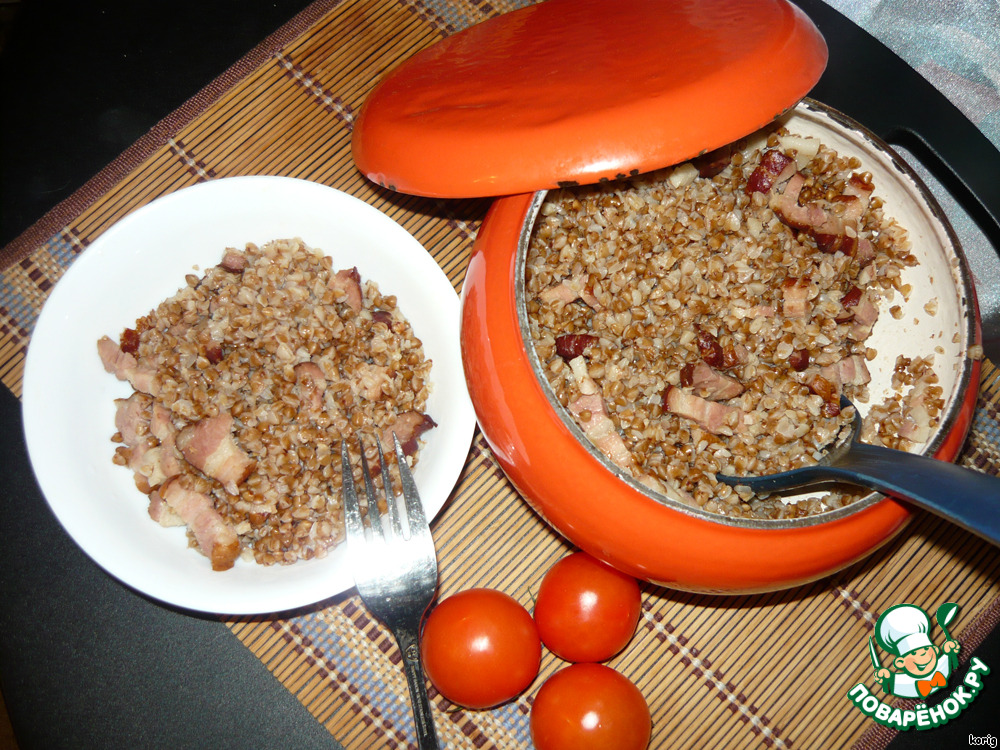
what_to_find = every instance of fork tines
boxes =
[340,433,430,545]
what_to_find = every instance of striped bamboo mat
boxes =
[3,1,1000,748]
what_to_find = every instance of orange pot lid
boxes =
[352,0,828,198]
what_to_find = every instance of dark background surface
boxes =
[0,0,316,245]
[1,3,339,749]
[1,1,998,748]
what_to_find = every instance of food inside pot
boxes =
[524,126,945,518]
[98,238,435,569]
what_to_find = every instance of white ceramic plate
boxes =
[22,176,476,614]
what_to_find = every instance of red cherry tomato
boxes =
[533,551,641,662]
[420,588,541,709]
[531,663,651,750]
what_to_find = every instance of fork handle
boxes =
[392,625,440,749]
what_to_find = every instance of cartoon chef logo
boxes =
[871,603,960,699]
[848,601,991,730]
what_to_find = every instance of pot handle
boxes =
[877,116,1000,263]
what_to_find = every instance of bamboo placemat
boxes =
[3,1,1000,748]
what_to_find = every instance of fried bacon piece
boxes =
[771,173,854,237]
[219,250,248,273]
[158,477,240,571]
[804,355,872,416]
[329,267,363,312]
[382,411,437,458]
[120,327,141,355]
[814,232,857,255]
[556,334,599,360]
[147,490,183,527]
[745,149,795,195]
[899,381,933,444]
[114,392,152,447]
[149,403,173,441]
[748,150,877,268]
[854,237,876,267]
[770,173,831,231]
[97,335,160,396]
[204,342,224,365]
[566,356,637,469]
[176,413,255,495]
[837,286,863,320]
[835,285,879,335]
[680,361,744,401]
[850,294,880,341]
[781,276,814,318]
[130,441,178,490]
[788,349,810,372]
[767,167,879,270]
[113,394,182,492]
[695,327,725,368]
[540,273,601,309]
[662,385,743,435]
[843,173,874,215]
[814,233,874,264]
[820,354,872,389]
[568,392,635,469]
[565,357,696,505]
[371,310,393,328]
[694,327,746,370]
[148,404,182,483]
[293,362,327,416]
[568,390,697,504]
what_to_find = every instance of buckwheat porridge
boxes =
[98,238,434,570]
[524,126,944,519]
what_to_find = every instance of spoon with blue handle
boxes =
[716,397,1000,547]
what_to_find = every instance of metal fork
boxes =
[341,434,440,749]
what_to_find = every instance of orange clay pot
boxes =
[460,101,981,594]
[348,0,982,592]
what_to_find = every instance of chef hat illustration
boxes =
[875,604,933,657]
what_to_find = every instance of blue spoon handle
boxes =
[827,442,1000,546]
